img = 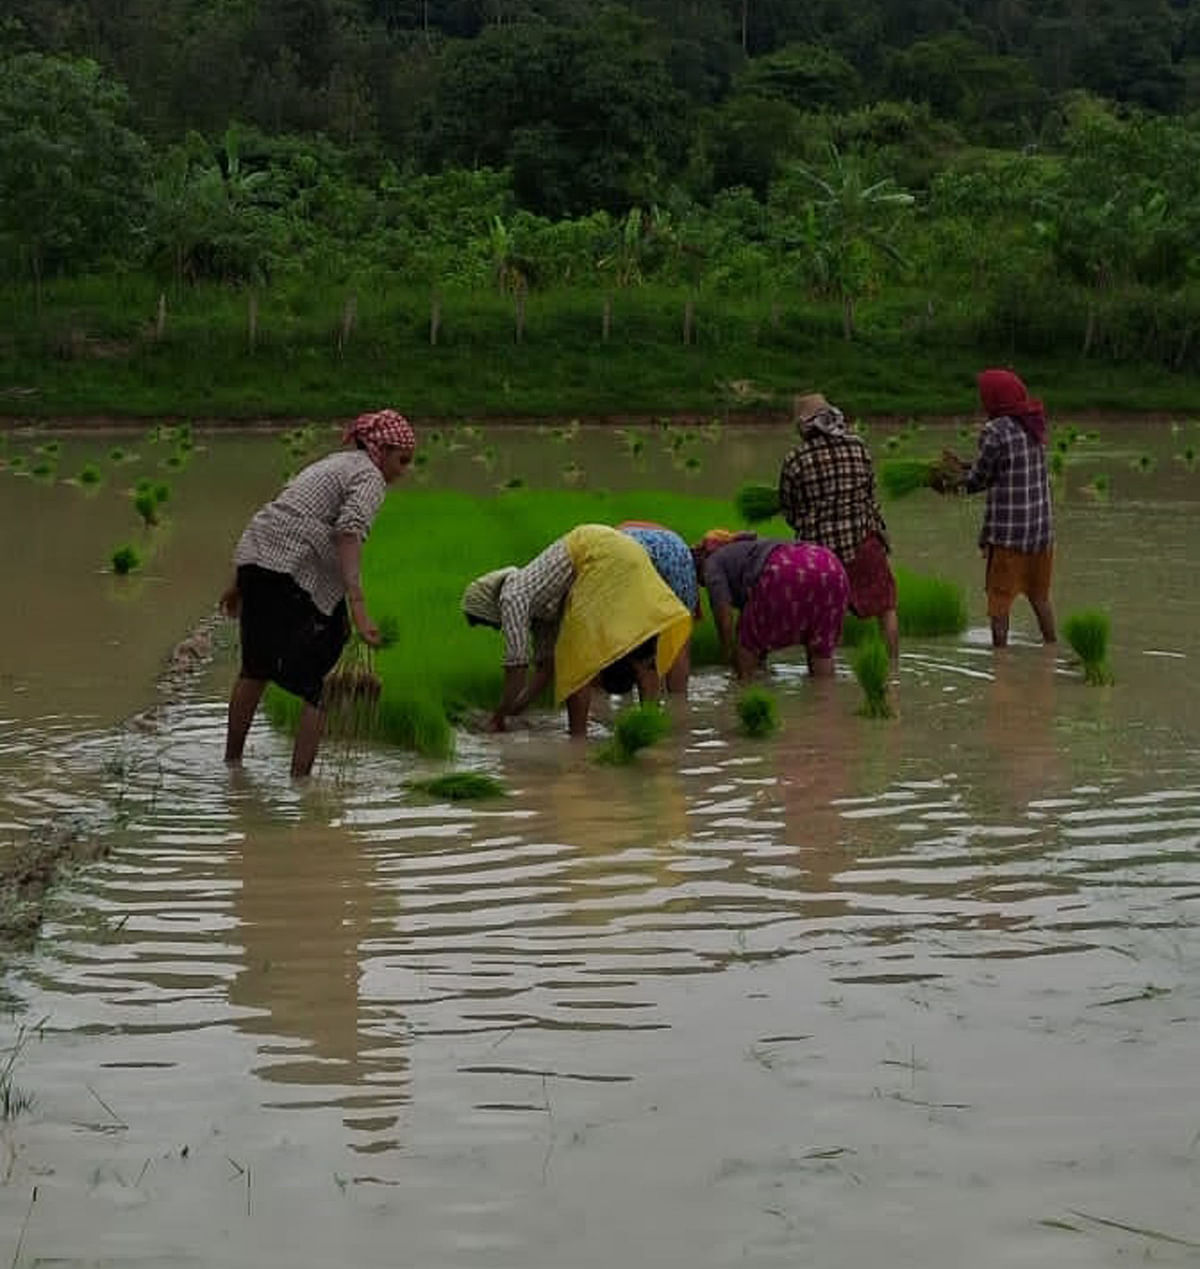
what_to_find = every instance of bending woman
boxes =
[221,409,415,777]
[616,520,700,695]
[693,529,849,679]
[461,523,691,736]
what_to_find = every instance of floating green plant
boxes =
[735,482,781,524]
[879,458,936,499]
[852,635,893,718]
[1064,610,1114,685]
[737,687,779,738]
[110,544,141,575]
[410,771,507,801]
[596,703,670,764]
[77,463,102,486]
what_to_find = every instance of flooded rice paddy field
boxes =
[2,421,1200,1266]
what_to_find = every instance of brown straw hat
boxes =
[793,392,830,423]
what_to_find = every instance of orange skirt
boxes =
[985,546,1053,617]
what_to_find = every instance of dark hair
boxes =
[598,637,656,695]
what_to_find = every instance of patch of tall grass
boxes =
[263,488,967,754]
[1064,610,1114,685]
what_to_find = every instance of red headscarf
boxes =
[977,369,1047,445]
[343,408,416,469]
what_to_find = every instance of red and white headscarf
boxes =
[343,408,416,469]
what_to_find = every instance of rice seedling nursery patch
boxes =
[263,488,969,756]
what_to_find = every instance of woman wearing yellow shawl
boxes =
[461,524,692,736]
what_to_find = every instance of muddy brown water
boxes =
[2,422,1200,1266]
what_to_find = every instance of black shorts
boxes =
[237,565,349,706]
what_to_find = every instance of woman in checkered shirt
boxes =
[220,410,416,777]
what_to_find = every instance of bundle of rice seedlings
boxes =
[879,458,936,499]
[410,771,507,801]
[1086,472,1110,499]
[884,435,902,452]
[77,463,102,486]
[108,446,127,463]
[1049,451,1066,479]
[501,476,526,490]
[737,687,779,738]
[37,441,60,458]
[596,703,670,765]
[683,454,702,475]
[323,637,383,740]
[1176,445,1197,471]
[1132,453,1155,474]
[735,482,781,524]
[110,544,141,575]
[852,635,893,718]
[1064,610,1114,685]
[9,455,26,472]
[133,488,159,526]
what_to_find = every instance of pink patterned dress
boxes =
[738,543,850,659]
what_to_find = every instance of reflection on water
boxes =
[2,423,1200,1266]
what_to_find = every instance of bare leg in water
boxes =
[225,677,266,763]
[1030,596,1057,644]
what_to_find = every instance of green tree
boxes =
[0,52,148,296]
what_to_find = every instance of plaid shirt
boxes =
[499,538,575,666]
[234,450,385,614]
[777,432,888,563]
[964,416,1054,552]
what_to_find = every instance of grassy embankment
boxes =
[5,277,1200,421]
[265,487,966,756]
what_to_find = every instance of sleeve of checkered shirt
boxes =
[778,451,803,530]
[964,426,1001,494]
[498,543,572,666]
[333,464,386,539]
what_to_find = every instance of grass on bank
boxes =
[9,277,1200,419]
[263,488,968,756]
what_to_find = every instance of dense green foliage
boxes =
[9,2,1200,413]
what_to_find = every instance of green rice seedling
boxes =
[77,462,102,486]
[135,476,153,495]
[475,445,498,469]
[1085,472,1110,500]
[37,440,61,457]
[957,425,973,440]
[133,488,159,526]
[1066,425,1081,444]
[108,446,126,463]
[164,452,185,470]
[596,703,670,765]
[1049,451,1066,479]
[31,460,55,480]
[1132,452,1155,474]
[879,458,936,499]
[841,567,967,646]
[1064,610,1114,685]
[737,687,779,738]
[9,455,25,472]
[502,476,526,490]
[1176,445,1197,470]
[413,451,430,469]
[110,544,141,575]
[735,482,780,524]
[683,454,702,475]
[427,429,443,445]
[884,434,902,452]
[561,461,584,485]
[852,635,893,718]
[410,771,507,801]
[1054,436,1071,456]
[153,481,171,505]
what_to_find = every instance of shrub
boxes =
[737,687,779,737]
[1064,610,1114,685]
